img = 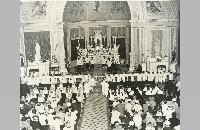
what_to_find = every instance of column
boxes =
[84,28,89,48]
[50,27,55,62]
[176,26,180,67]
[125,27,130,64]
[129,26,139,72]
[167,28,171,65]
[107,26,111,47]
[20,26,26,67]
[67,28,71,64]
[56,24,66,73]
[139,28,145,63]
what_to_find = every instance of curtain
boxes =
[64,31,68,63]
[151,30,163,58]
[79,39,85,49]
[71,39,78,61]
[24,31,50,62]
[116,38,126,59]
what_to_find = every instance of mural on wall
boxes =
[146,1,179,19]
[146,1,164,18]
[31,1,47,17]
[63,1,131,22]
[20,1,48,23]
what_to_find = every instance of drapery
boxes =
[24,31,50,62]
[64,31,68,63]
[71,39,79,61]
[116,38,126,59]
[151,30,163,58]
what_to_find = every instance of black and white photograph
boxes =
[20,1,180,130]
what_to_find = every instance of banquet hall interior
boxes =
[20,1,180,130]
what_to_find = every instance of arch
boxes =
[20,1,179,24]
[63,1,131,22]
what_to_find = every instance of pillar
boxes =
[50,27,55,62]
[139,28,145,63]
[107,26,111,47]
[129,26,139,72]
[20,26,26,67]
[167,28,171,65]
[125,27,130,64]
[66,28,71,64]
[85,28,89,48]
[56,24,67,73]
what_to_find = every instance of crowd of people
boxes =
[21,71,174,86]
[20,68,179,130]
[20,75,98,130]
[101,73,180,130]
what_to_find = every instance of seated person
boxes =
[21,117,33,130]
[85,55,90,63]
[30,116,42,130]
[111,108,121,125]
[113,121,124,130]
[90,57,95,69]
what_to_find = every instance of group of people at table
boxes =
[20,75,98,130]
[104,80,180,130]
[20,67,178,130]
[21,71,174,86]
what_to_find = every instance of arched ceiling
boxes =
[63,1,131,22]
[20,1,179,24]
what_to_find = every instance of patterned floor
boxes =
[80,86,109,130]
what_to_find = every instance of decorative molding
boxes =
[129,20,179,28]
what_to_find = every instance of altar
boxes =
[27,61,49,76]
[76,29,121,65]
[26,43,51,76]
[147,57,169,72]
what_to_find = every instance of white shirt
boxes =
[109,93,115,101]
[85,57,90,63]
[125,103,133,112]
[107,61,112,67]
[133,104,142,112]
[71,110,78,121]
[43,89,49,95]
[38,95,45,102]
[54,118,63,129]
[169,73,173,80]
[137,74,142,81]
[39,114,47,125]
[111,110,121,124]
[176,81,180,91]
[51,101,58,109]
[133,114,142,127]
[77,59,83,65]
[174,125,180,130]
[47,114,54,125]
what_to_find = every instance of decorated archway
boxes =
[20,0,180,72]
